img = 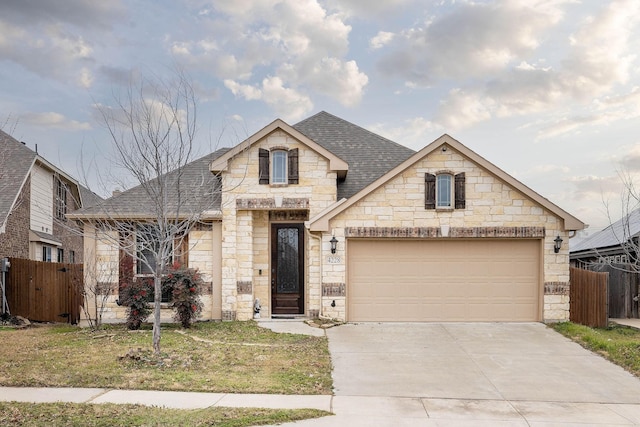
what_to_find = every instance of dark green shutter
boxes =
[259,148,269,184]
[288,148,299,184]
[455,172,466,209]
[425,173,436,209]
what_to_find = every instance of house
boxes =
[570,209,640,268]
[71,111,584,324]
[0,130,100,263]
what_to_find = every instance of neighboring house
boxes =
[0,130,100,263]
[570,209,640,268]
[71,111,584,324]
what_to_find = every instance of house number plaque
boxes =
[327,256,341,264]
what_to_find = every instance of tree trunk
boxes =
[152,273,162,354]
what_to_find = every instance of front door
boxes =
[271,223,304,315]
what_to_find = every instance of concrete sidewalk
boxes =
[0,386,332,411]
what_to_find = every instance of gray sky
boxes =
[1,0,639,232]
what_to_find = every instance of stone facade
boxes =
[318,145,571,322]
[81,123,581,325]
[220,130,338,320]
[80,222,220,326]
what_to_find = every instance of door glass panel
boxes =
[276,227,299,293]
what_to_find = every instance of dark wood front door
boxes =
[271,223,304,315]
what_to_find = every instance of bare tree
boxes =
[587,169,640,275]
[77,71,221,354]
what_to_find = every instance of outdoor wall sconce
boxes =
[330,236,338,254]
[554,235,563,253]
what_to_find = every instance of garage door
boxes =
[347,239,540,322]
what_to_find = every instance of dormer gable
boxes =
[210,119,348,178]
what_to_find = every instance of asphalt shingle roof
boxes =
[0,130,37,228]
[72,148,231,218]
[293,111,416,199]
[571,208,640,253]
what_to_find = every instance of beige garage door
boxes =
[347,239,540,322]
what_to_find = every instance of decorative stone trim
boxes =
[345,227,440,238]
[322,283,346,296]
[450,227,545,238]
[236,198,309,210]
[308,309,319,318]
[222,310,236,321]
[237,281,252,294]
[544,282,569,296]
[201,281,214,294]
[269,210,309,221]
[344,226,545,239]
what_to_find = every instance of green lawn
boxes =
[0,321,333,426]
[0,402,328,427]
[552,321,640,377]
[0,321,332,394]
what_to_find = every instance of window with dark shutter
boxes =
[425,173,436,209]
[258,148,269,184]
[454,172,466,209]
[288,148,299,184]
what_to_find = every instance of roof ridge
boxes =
[295,111,416,153]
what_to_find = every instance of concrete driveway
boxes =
[274,322,640,426]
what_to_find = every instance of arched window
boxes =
[271,150,287,184]
[436,174,453,208]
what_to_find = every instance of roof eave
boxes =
[309,134,586,232]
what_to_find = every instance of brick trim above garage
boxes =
[450,227,545,238]
[345,226,545,239]
[345,227,440,238]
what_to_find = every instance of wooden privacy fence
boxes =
[570,266,608,328]
[592,264,639,319]
[6,258,83,324]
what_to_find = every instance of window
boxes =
[55,178,67,220]
[271,150,287,184]
[136,225,160,275]
[42,246,52,262]
[436,174,452,208]
[258,148,299,185]
[69,250,75,264]
[57,248,64,263]
[425,172,465,210]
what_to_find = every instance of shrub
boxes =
[164,263,204,328]
[119,256,153,330]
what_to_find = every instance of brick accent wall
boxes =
[0,176,30,259]
[544,281,569,295]
[237,280,252,294]
[345,227,440,238]
[322,282,346,296]
[236,197,309,210]
[450,226,545,238]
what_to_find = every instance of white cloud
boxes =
[261,76,313,121]
[369,116,439,149]
[224,77,312,121]
[78,67,94,89]
[377,0,567,85]
[435,89,493,130]
[21,112,91,131]
[170,0,367,111]
[370,31,395,49]
[0,1,123,85]
[224,80,262,100]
